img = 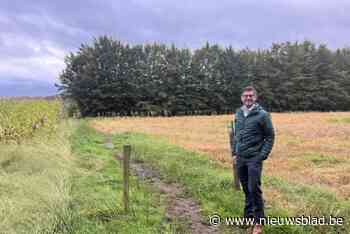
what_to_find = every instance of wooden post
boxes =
[123,145,131,213]
[229,120,240,190]
[232,158,240,190]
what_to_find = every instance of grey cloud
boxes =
[1,0,350,96]
[0,77,57,97]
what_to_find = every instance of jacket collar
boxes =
[239,103,261,117]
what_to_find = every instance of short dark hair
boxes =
[242,86,258,97]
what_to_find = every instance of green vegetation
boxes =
[0,121,178,233]
[0,99,61,142]
[329,117,350,124]
[68,122,175,233]
[0,120,76,233]
[303,152,342,166]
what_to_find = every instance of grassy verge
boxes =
[67,122,176,233]
[0,120,76,234]
[111,132,349,234]
[0,121,180,234]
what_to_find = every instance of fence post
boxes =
[229,120,240,190]
[123,145,131,213]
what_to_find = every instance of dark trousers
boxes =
[236,159,264,221]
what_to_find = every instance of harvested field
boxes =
[91,112,350,200]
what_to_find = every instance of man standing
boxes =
[231,86,275,234]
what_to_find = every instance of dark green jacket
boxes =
[230,104,275,161]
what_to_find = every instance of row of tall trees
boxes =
[58,36,350,116]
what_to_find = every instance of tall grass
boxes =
[0,120,76,234]
[0,99,61,143]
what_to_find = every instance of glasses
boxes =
[242,94,255,98]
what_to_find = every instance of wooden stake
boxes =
[229,120,240,190]
[123,145,131,213]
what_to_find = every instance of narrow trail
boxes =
[116,154,219,234]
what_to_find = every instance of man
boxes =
[231,86,275,234]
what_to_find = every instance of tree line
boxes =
[58,36,350,116]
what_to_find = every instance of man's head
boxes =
[241,86,257,108]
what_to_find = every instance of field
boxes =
[0,99,61,142]
[2,103,350,233]
[91,112,350,212]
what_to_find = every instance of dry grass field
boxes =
[90,112,350,210]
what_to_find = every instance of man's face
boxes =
[241,90,257,108]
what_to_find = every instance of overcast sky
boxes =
[1,0,350,96]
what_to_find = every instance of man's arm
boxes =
[259,113,275,160]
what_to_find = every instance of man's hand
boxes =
[231,154,237,164]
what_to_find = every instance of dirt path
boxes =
[116,154,219,234]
